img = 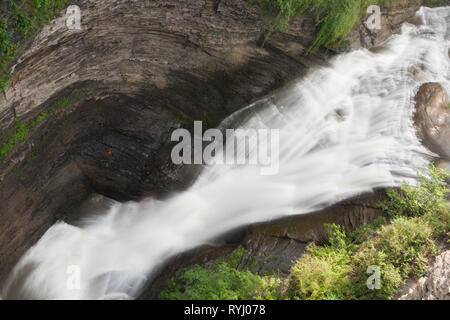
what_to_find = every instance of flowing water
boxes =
[2,6,449,299]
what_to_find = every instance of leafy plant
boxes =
[379,164,449,219]
[159,248,282,300]
[353,216,435,298]
[288,225,354,300]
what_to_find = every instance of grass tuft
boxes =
[251,0,395,51]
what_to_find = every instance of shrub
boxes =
[288,214,438,300]
[423,201,450,238]
[287,224,355,300]
[288,244,354,299]
[353,217,435,298]
[374,217,435,277]
[159,248,282,300]
[9,1,36,38]
[348,216,388,244]
[379,164,449,219]
[352,244,403,299]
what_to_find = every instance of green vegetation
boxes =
[288,225,354,300]
[289,164,448,300]
[159,248,283,300]
[250,0,395,50]
[0,0,68,91]
[444,103,450,109]
[161,165,449,300]
[353,217,436,298]
[0,94,80,162]
[380,165,450,237]
[380,166,448,218]
[0,117,30,160]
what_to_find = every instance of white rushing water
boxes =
[2,6,449,300]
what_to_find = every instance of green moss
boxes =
[0,117,30,159]
[0,94,82,162]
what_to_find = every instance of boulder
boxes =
[414,82,450,160]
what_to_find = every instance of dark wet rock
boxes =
[239,233,307,275]
[246,192,385,245]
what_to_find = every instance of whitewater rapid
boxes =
[2,6,449,299]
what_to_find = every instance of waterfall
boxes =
[2,6,449,300]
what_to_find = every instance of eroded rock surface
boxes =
[399,250,450,300]
[414,82,450,160]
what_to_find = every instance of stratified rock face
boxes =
[399,250,450,300]
[414,82,450,160]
